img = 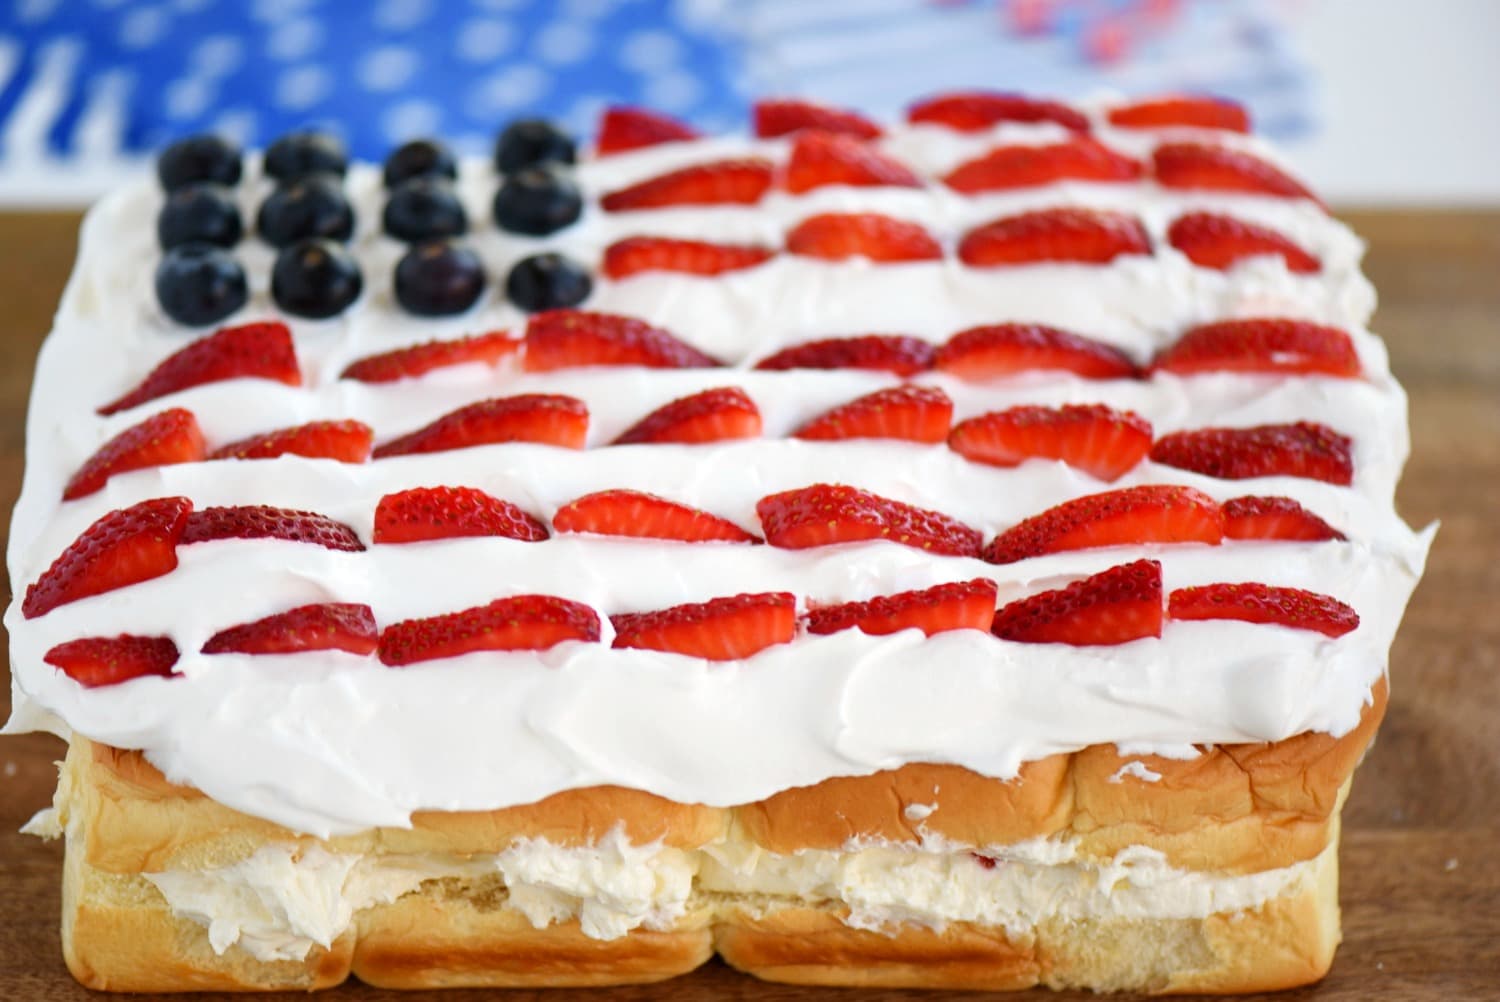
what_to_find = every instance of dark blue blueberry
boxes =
[383,139,458,188]
[263,130,348,182]
[158,183,243,250]
[271,239,363,319]
[494,118,575,174]
[492,166,582,236]
[256,175,354,248]
[505,253,591,312]
[394,240,486,316]
[157,134,242,191]
[383,177,468,243]
[155,243,248,327]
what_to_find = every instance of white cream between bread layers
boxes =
[6,107,1432,836]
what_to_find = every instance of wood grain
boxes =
[1,210,1495,1000]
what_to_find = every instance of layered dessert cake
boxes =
[6,93,1432,992]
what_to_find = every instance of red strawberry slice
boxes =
[99,322,301,416]
[1168,582,1359,638]
[936,324,1137,380]
[181,505,364,551]
[948,404,1153,482]
[23,497,192,619]
[209,419,373,463]
[943,139,1143,194]
[1151,318,1359,378]
[1153,142,1321,205]
[611,592,795,661]
[753,334,935,376]
[758,483,982,557]
[202,603,378,656]
[755,98,881,140]
[1167,212,1319,274]
[1222,495,1346,542]
[983,485,1223,565]
[553,490,759,543]
[992,558,1163,645]
[806,578,997,638]
[524,309,719,371]
[782,131,922,194]
[602,236,774,280]
[340,331,519,383]
[793,385,953,443]
[600,158,774,211]
[908,92,1088,132]
[785,213,942,263]
[373,395,589,457]
[1107,96,1250,133]
[614,387,762,445]
[379,595,601,666]
[63,408,206,501]
[44,635,179,687]
[596,105,700,154]
[959,208,1151,267]
[374,486,549,544]
[1149,422,1354,485]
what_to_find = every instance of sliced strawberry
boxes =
[602,236,774,280]
[1107,96,1250,133]
[181,505,364,551]
[596,105,700,155]
[600,158,774,212]
[374,486,549,544]
[553,490,759,543]
[806,578,997,638]
[992,558,1163,645]
[753,334,935,376]
[339,331,519,383]
[958,208,1151,267]
[1153,142,1321,205]
[201,603,378,656]
[209,419,373,463]
[22,497,192,619]
[379,595,601,666]
[1167,212,1319,274]
[373,394,589,457]
[1149,422,1354,485]
[614,387,762,445]
[983,485,1222,564]
[936,323,1137,380]
[755,98,881,140]
[523,309,719,371]
[1168,582,1359,638]
[1222,495,1346,542]
[611,592,795,661]
[63,408,206,501]
[943,139,1142,194]
[44,635,179,687]
[782,132,922,194]
[908,91,1088,132]
[1151,318,1359,378]
[99,322,301,416]
[793,385,953,443]
[785,213,942,263]
[757,483,982,557]
[949,404,1152,481]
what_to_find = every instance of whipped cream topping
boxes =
[6,106,1432,837]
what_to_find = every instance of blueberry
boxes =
[505,253,592,312]
[155,243,248,326]
[383,177,467,243]
[257,174,354,248]
[494,119,575,174]
[263,130,348,182]
[271,239,363,318]
[492,166,582,236]
[383,138,457,187]
[158,183,243,250]
[157,134,242,191]
[394,240,486,316]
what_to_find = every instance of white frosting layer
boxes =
[5,113,1431,837]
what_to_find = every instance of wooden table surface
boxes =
[0,211,1496,1000]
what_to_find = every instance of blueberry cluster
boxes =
[260,132,363,320]
[491,120,591,312]
[381,138,482,316]
[154,135,248,326]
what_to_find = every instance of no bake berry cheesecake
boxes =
[7,93,1431,992]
